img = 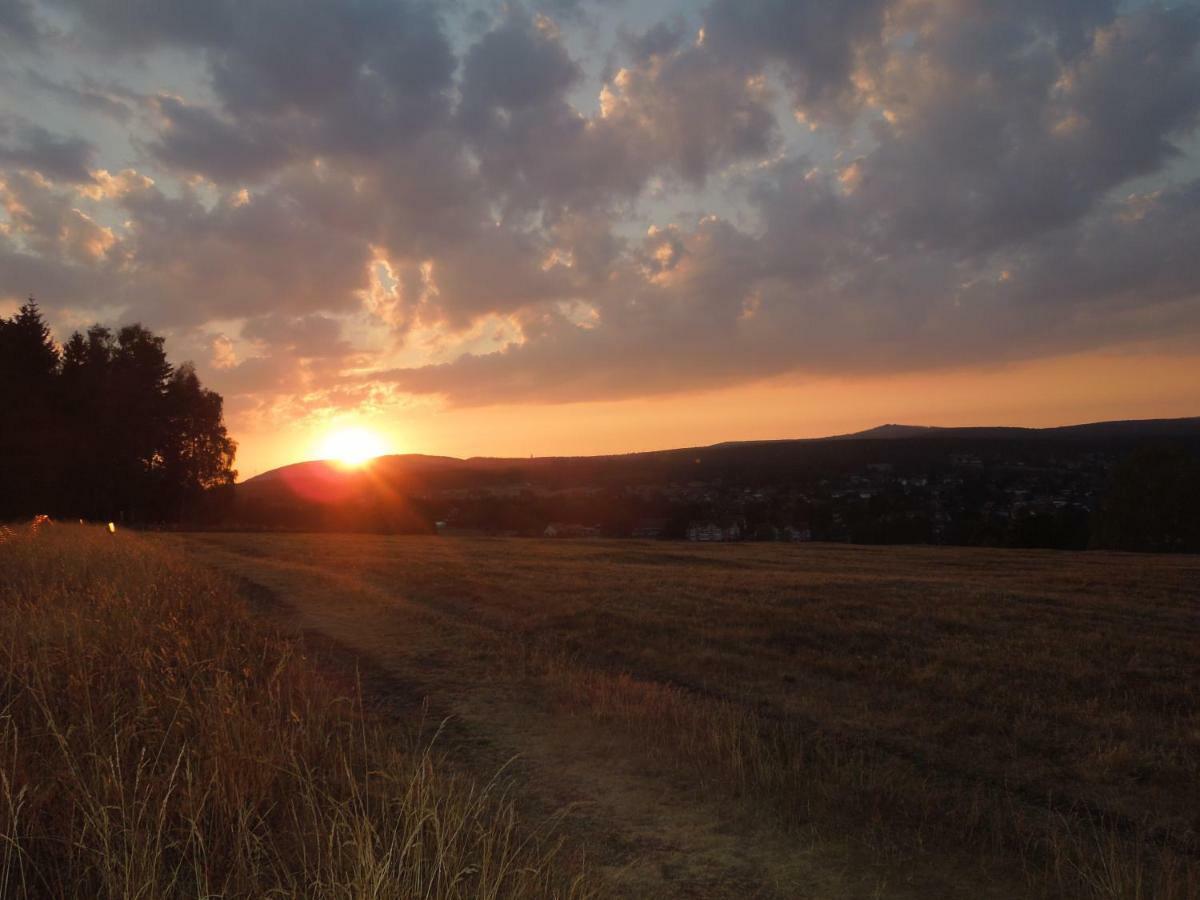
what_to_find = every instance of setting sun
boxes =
[318,427,387,467]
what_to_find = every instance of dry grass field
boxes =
[5,526,1198,898]
[0,525,592,899]
[151,532,1200,899]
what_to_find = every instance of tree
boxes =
[1,299,59,382]
[1091,443,1200,552]
[107,325,173,519]
[0,299,61,518]
[0,303,237,523]
[59,326,120,517]
[160,364,237,520]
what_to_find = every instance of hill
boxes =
[227,416,1200,545]
[246,415,1200,486]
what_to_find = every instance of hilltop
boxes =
[246,415,1200,488]
[225,416,1200,549]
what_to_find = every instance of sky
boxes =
[2,0,1199,477]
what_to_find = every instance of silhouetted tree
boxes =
[1091,443,1200,552]
[0,301,236,523]
[0,299,62,518]
[160,364,237,519]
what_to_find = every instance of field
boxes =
[0,526,590,899]
[160,532,1199,899]
[4,527,1199,898]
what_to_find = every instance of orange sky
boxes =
[233,346,1200,478]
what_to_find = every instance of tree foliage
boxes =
[0,299,236,522]
[1091,443,1200,552]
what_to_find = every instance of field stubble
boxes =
[0,525,592,898]
[171,533,1200,899]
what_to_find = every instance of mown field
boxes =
[0,525,591,899]
[4,526,1198,898]
[158,532,1200,899]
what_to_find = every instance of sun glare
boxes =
[318,427,387,467]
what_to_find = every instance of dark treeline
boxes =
[0,299,236,523]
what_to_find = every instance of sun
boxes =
[318,427,388,467]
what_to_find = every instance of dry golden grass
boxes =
[0,525,592,899]
[169,533,1200,899]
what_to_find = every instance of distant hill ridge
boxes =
[244,415,1200,484]
[228,414,1200,540]
[720,416,1200,445]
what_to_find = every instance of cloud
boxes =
[460,13,581,124]
[0,121,96,182]
[47,0,456,182]
[702,0,888,121]
[453,9,781,226]
[530,0,623,24]
[598,33,778,184]
[148,96,295,181]
[0,0,38,44]
[839,1,1200,253]
[241,313,356,359]
[113,170,376,326]
[379,148,1200,406]
[208,333,236,369]
[3,0,1200,419]
[0,170,116,266]
[0,162,375,326]
[22,70,137,122]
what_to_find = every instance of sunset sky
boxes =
[2,0,1199,477]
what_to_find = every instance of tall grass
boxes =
[0,525,591,899]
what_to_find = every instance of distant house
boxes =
[686,521,742,542]
[631,517,667,539]
[544,523,602,538]
[687,522,723,541]
[781,525,813,542]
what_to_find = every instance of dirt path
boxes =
[172,535,1016,900]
